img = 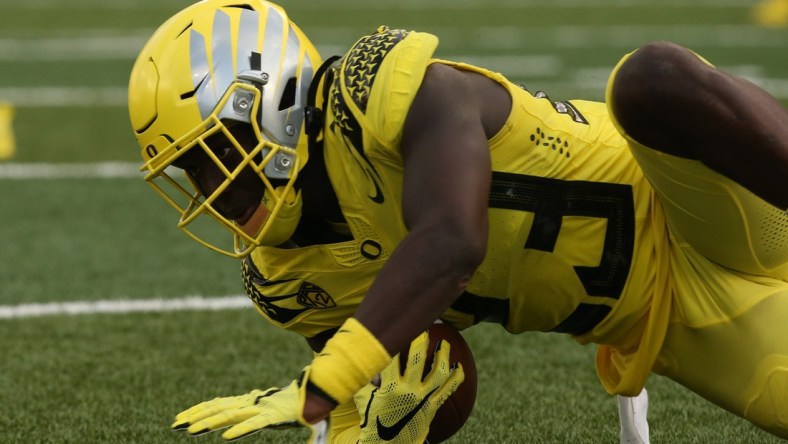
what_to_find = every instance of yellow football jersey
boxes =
[243,27,670,394]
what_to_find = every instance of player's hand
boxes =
[354,331,465,444]
[171,368,328,442]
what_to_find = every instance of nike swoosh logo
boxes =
[360,388,377,429]
[368,178,384,204]
[358,164,384,204]
[375,387,439,441]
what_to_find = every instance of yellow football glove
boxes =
[171,367,328,442]
[354,331,465,444]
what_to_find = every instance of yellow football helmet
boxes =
[128,0,322,258]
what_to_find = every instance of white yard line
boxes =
[464,24,788,49]
[449,54,563,77]
[0,87,127,107]
[0,35,149,61]
[2,25,787,61]
[0,162,141,179]
[0,295,250,319]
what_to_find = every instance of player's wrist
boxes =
[303,387,337,424]
[306,380,339,407]
[309,318,391,405]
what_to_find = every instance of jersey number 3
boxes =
[490,171,636,335]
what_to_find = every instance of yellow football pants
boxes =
[608,48,788,437]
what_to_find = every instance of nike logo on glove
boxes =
[375,387,439,441]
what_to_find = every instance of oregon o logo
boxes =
[146,144,158,158]
[360,240,382,259]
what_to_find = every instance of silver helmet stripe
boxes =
[258,6,288,145]
[190,9,235,120]
[205,10,235,118]
[280,24,310,146]
[295,31,314,132]
[189,30,210,119]
[187,5,311,151]
[235,8,260,79]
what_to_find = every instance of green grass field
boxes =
[1,0,786,442]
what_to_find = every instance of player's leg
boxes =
[605,43,788,278]
[655,248,788,438]
[604,43,788,438]
[608,41,788,210]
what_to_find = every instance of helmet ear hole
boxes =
[278,77,298,111]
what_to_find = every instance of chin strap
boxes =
[304,55,342,152]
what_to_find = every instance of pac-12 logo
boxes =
[242,259,337,324]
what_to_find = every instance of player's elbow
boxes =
[460,232,487,273]
[430,225,487,282]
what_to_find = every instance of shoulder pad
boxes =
[329,27,439,152]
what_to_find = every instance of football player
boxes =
[753,0,788,27]
[0,102,15,160]
[128,0,788,442]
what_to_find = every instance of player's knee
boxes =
[613,41,699,110]
[743,356,788,439]
[610,41,709,154]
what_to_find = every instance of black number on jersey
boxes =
[489,171,635,335]
[518,84,589,125]
[534,91,588,124]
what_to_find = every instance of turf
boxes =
[0,313,782,443]
[1,0,786,442]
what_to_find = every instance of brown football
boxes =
[423,322,478,443]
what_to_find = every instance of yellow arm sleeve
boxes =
[309,318,391,405]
